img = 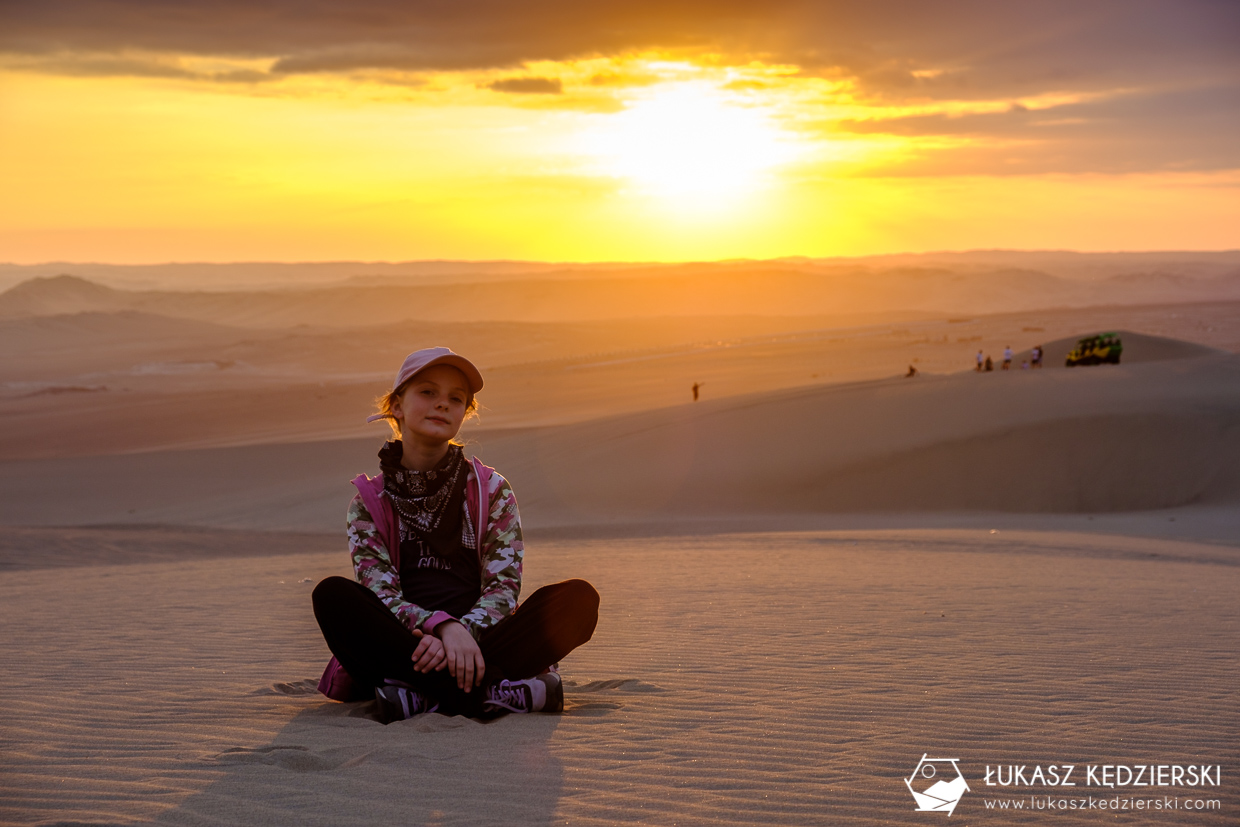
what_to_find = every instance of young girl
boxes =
[313,347,599,721]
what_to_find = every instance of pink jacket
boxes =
[318,456,511,701]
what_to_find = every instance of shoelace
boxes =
[382,685,439,718]
[483,682,531,713]
[398,689,429,717]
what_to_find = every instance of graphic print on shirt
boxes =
[397,522,482,621]
[400,524,455,570]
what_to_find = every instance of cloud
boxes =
[0,51,271,83]
[486,76,563,94]
[3,2,1234,92]
[588,69,661,88]
[0,1,780,71]
[830,83,1240,175]
[722,79,772,92]
[3,0,1237,173]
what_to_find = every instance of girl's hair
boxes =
[373,380,479,443]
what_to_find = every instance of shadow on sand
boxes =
[151,682,566,827]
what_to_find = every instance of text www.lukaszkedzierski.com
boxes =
[983,796,1221,812]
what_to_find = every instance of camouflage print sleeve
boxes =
[458,471,524,640]
[347,493,434,633]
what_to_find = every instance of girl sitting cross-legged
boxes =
[312,347,599,721]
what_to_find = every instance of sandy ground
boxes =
[3,344,1237,533]
[1,529,1237,826]
[2,268,1239,825]
[2,301,1239,460]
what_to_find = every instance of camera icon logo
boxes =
[906,753,970,816]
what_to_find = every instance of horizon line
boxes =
[4,247,1240,269]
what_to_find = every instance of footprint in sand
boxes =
[216,745,368,772]
[561,678,668,716]
[564,700,623,716]
[249,678,321,696]
[568,678,668,693]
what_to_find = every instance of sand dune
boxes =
[3,300,1238,462]
[0,309,922,389]
[0,311,268,385]
[1013,329,1224,368]
[5,259,1240,328]
[3,345,1236,531]
[4,249,1239,293]
[471,352,1240,520]
[0,259,569,292]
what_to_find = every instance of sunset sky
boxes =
[2,0,1238,263]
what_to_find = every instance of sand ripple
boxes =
[1,531,1236,826]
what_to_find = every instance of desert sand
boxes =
[1,257,1238,825]
[2,530,1237,826]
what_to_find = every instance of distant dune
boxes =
[2,341,1235,530]
[0,274,130,317]
[1,257,1237,531]
[4,256,1240,327]
[474,350,1240,521]
[3,250,1239,292]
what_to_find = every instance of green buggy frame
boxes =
[1065,333,1123,367]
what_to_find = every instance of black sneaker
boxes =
[374,680,439,724]
[482,672,563,714]
[540,670,564,713]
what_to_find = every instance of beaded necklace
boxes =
[379,442,465,537]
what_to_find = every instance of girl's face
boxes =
[391,364,470,448]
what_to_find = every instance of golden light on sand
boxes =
[579,83,803,207]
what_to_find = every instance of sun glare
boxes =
[580,83,802,206]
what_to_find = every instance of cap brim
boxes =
[428,355,484,394]
[396,354,484,394]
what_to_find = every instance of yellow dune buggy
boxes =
[1065,333,1123,367]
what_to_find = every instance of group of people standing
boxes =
[975,344,1043,372]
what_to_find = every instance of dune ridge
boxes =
[3,298,1237,465]
[4,250,1239,292]
[2,348,1236,532]
[1012,329,1224,367]
[5,257,1240,327]
[473,353,1240,521]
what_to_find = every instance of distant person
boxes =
[312,347,598,722]
[1002,346,1013,370]
[692,382,701,401]
[1021,360,1029,370]
[984,355,994,372]
[976,350,984,372]
[1032,345,1043,368]
[906,365,918,378]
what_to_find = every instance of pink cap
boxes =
[366,347,484,422]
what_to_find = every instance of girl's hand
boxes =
[435,621,485,692]
[410,628,447,673]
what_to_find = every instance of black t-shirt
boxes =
[390,451,482,620]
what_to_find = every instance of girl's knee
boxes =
[563,579,600,613]
[312,575,357,610]
[560,580,599,643]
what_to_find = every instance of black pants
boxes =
[312,576,599,716]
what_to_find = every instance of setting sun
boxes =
[579,83,803,205]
